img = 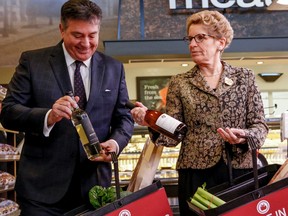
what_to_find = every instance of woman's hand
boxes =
[130,102,149,126]
[217,127,246,144]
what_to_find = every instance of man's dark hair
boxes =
[61,0,102,29]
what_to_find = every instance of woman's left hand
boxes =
[217,127,246,144]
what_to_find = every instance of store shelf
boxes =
[0,185,14,193]
[119,123,287,183]
[0,155,20,162]
[0,128,19,202]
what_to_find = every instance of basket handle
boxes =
[111,152,121,199]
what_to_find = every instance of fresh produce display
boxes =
[190,185,226,210]
[89,185,132,209]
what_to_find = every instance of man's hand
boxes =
[90,139,118,162]
[47,95,79,126]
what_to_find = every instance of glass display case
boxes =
[259,118,287,165]
[117,127,180,182]
[117,120,287,183]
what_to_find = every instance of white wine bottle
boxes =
[67,91,102,160]
[126,101,187,142]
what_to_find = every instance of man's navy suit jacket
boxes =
[0,42,134,204]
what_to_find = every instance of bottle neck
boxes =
[74,103,80,110]
[68,93,80,111]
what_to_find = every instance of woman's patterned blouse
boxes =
[154,61,269,170]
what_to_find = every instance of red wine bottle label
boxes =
[155,114,181,134]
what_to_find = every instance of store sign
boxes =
[169,0,272,9]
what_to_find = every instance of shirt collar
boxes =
[62,43,91,68]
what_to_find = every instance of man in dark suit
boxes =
[0,0,134,215]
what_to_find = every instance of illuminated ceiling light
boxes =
[267,0,288,10]
[277,0,288,5]
[257,61,264,64]
[258,73,283,82]
[181,63,189,67]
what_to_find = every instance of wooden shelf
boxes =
[0,127,19,202]
[0,155,20,162]
[266,118,280,130]
[0,185,15,193]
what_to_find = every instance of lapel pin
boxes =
[224,77,233,86]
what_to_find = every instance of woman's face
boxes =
[187,24,223,65]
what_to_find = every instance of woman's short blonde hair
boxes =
[186,10,234,49]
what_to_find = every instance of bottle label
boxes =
[155,114,181,134]
[76,124,89,145]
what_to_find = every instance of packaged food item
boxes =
[0,85,7,102]
[0,171,15,189]
[0,198,19,216]
[0,144,19,155]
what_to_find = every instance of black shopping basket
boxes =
[188,136,288,216]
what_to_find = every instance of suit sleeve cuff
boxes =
[110,139,119,155]
[43,109,55,137]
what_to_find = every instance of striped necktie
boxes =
[74,61,87,109]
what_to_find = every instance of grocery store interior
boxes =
[0,0,288,215]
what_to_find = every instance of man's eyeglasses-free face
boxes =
[183,34,216,45]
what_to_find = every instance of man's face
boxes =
[59,19,100,61]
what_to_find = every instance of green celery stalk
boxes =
[196,187,226,206]
[190,198,208,210]
[193,193,217,209]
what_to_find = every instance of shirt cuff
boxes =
[43,109,55,137]
[110,139,119,155]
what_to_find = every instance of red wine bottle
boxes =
[67,91,102,160]
[126,101,187,142]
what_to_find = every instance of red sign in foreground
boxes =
[106,188,173,216]
[222,187,288,216]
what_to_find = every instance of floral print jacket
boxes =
[154,61,269,170]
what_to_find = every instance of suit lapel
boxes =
[86,52,104,113]
[49,42,73,96]
[49,47,105,112]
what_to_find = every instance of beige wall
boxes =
[1,58,287,100]
[0,67,15,84]
[124,59,288,100]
